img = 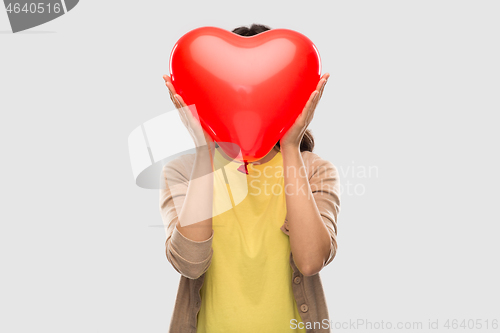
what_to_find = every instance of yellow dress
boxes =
[196,147,306,333]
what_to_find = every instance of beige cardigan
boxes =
[159,150,341,333]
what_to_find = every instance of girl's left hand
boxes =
[280,73,330,150]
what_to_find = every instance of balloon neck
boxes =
[237,161,249,174]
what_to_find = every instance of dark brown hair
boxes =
[231,24,315,153]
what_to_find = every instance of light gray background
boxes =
[1,1,499,332]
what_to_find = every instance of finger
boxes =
[318,78,327,100]
[165,81,178,95]
[312,78,327,109]
[174,96,195,125]
[318,77,327,92]
[312,90,321,107]
[165,81,179,99]
[173,95,185,111]
[298,91,318,125]
[306,91,321,123]
[175,95,199,125]
[166,84,183,110]
[175,94,188,108]
[316,73,329,99]
[301,90,317,117]
[170,93,184,113]
[163,74,175,86]
[168,88,177,104]
[166,86,176,104]
[310,90,320,109]
[314,78,324,92]
[168,92,175,105]
[305,90,318,113]
[307,89,317,104]
[310,78,326,109]
[169,90,181,109]
[165,83,174,98]
[168,94,180,110]
[164,75,177,96]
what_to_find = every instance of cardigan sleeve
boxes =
[159,155,214,279]
[307,152,341,267]
[281,151,341,267]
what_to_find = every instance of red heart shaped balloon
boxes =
[169,26,321,162]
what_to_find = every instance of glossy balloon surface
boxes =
[170,26,321,162]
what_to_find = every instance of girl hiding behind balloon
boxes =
[160,24,341,333]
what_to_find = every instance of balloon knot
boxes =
[237,161,249,174]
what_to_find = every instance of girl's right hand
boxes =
[163,74,214,149]
[161,75,215,239]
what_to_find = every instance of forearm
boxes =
[176,146,214,241]
[281,145,331,276]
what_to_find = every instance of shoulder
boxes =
[300,150,339,178]
[161,153,196,180]
[300,150,324,164]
